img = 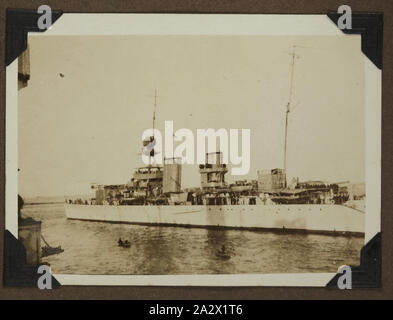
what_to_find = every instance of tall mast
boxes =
[284,45,297,185]
[143,89,158,166]
[149,89,158,166]
[153,89,157,133]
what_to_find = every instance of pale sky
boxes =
[18,35,365,197]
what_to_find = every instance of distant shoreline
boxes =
[23,194,94,206]
[25,201,65,205]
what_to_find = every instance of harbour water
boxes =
[22,202,363,275]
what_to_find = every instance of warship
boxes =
[65,147,364,236]
[64,51,365,236]
[65,94,365,236]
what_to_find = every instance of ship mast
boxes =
[284,45,298,186]
[149,89,158,166]
[153,88,157,133]
[142,89,158,166]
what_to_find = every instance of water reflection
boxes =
[136,227,178,274]
[205,229,236,274]
[22,203,363,275]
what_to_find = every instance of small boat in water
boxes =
[42,245,64,257]
[41,235,64,257]
[215,245,231,260]
[118,238,131,248]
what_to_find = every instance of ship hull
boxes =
[65,204,365,236]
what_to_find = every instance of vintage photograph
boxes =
[12,15,377,282]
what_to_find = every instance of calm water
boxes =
[22,203,363,275]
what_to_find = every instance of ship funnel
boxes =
[199,152,228,190]
[163,157,182,193]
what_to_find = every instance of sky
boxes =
[18,34,365,197]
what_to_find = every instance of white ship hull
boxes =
[65,204,365,236]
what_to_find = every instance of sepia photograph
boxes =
[6,14,381,286]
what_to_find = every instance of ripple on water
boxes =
[22,203,363,275]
